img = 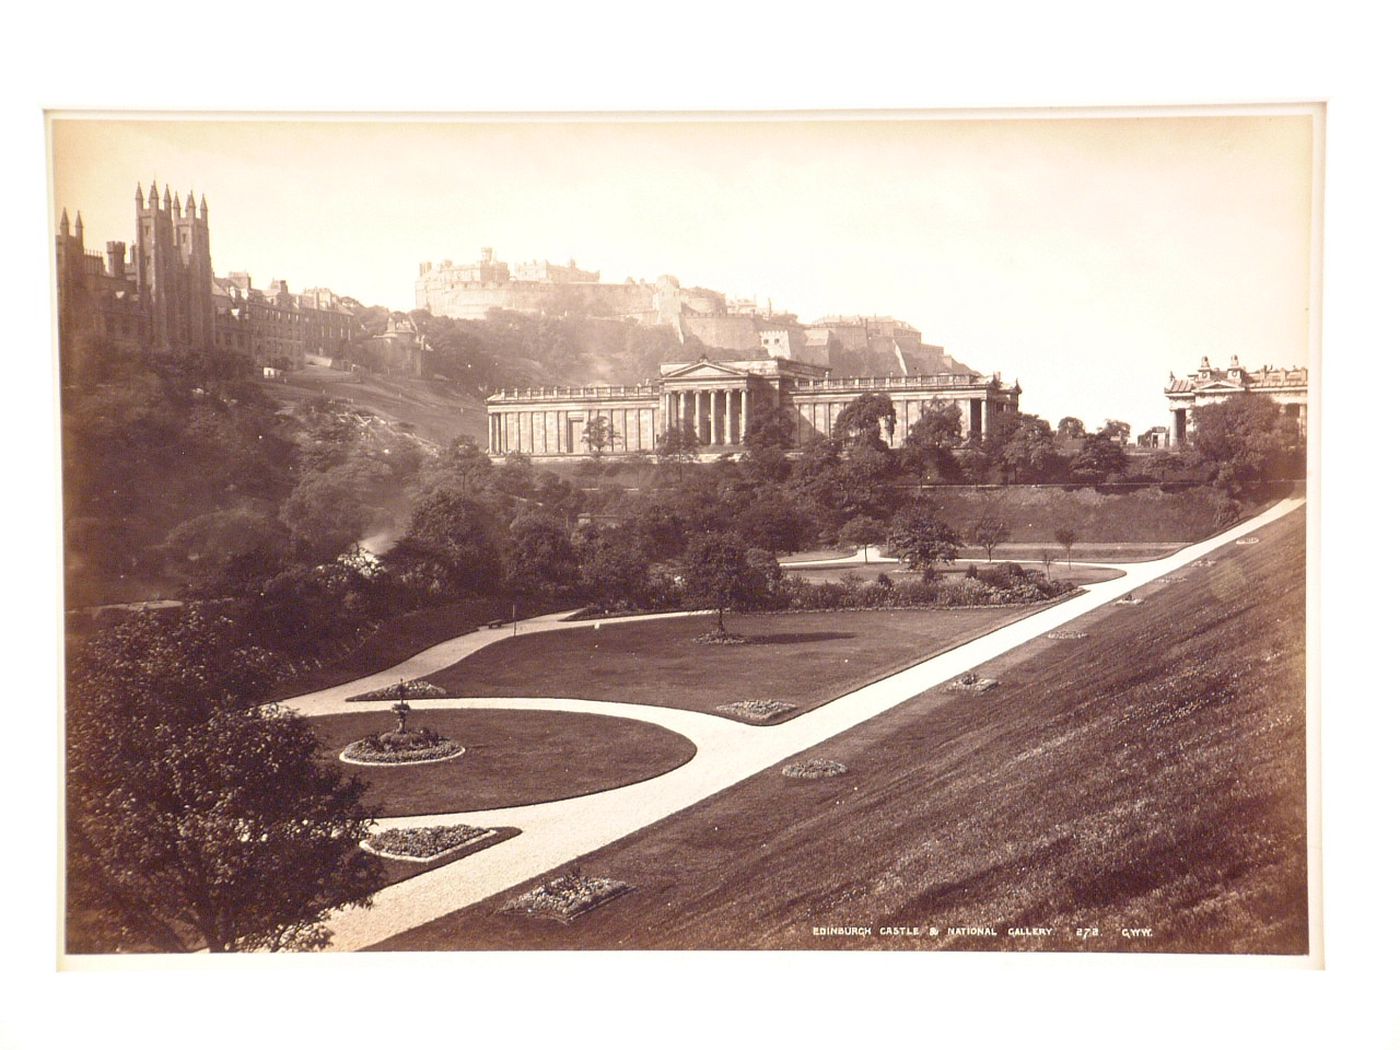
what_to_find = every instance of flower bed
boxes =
[945,672,999,694]
[341,727,465,765]
[695,628,748,645]
[1115,596,1143,606]
[781,758,848,779]
[716,699,797,722]
[345,679,448,703]
[1045,630,1087,640]
[501,872,632,922]
[363,824,493,862]
[1235,537,1260,546]
[1192,558,1217,568]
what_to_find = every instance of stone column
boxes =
[710,390,720,445]
[740,387,749,443]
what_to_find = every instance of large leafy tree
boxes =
[900,402,963,481]
[66,609,381,952]
[834,392,897,450]
[579,528,652,612]
[680,533,779,632]
[1056,416,1087,440]
[885,500,960,572]
[1190,394,1303,495]
[386,490,503,599]
[505,512,580,596]
[989,412,1061,483]
[1068,431,1130,483]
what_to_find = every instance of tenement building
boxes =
[1164,355,1308,446]
[486,357,1019,458]
[56,184,360,369]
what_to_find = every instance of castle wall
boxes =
[678,314,761,352]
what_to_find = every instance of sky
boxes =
[50,112,1317,433]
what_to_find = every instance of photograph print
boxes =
[53,108,1318,958]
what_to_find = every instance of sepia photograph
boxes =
[51,107,1320,961]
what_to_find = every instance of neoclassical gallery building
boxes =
[1164,355,1309,446]
[485,357,1021,458]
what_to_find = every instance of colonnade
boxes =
[662,386,749,446]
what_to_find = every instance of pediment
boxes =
[1195,380,1246,393]
[661,360,752,382]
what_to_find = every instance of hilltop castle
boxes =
[416,248,966,376]
[55,184,358,370]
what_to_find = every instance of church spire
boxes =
[185,190,196,215]
[199,194,208,220]
[59,208,69,236]
[148,181,159,207]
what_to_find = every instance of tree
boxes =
[1100,419,1132,443]
[1057,416,1087,440]
[885,500,960,572]
[680,533,778,633]
[833,393,897,450]
[387,490,503,598]
[968,511,1011,561]
[279,453,396,562]
[989,413,1061,483]
[900,402,962,482]
[580,528,651,612]
[1054,527,1078,571]
[505,512,580,596]
[1039,548,1056,577]
[838,515,886,562]
[1068,432,1130,483]
[742,393,792,450]
[1189,394,1303,495]
[583,415,614,457]
[734,489,809,554]
[834,443,900,521]
[66,610,381,952]
[655,423,700,482]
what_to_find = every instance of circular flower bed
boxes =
[781,758,848,779]
[341,727,465,765]
[362,824,491,862]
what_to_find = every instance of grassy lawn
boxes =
[376,510,1307,954]
[425,605,1051,724]
[264,595,567,702]
[312,709,695,817]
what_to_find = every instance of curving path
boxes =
[297,498,1304,951]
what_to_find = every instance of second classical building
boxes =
[486,357,1019,458]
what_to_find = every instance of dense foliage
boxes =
[66,609,381,952]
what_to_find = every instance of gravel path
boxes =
[299,498,1303,951]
